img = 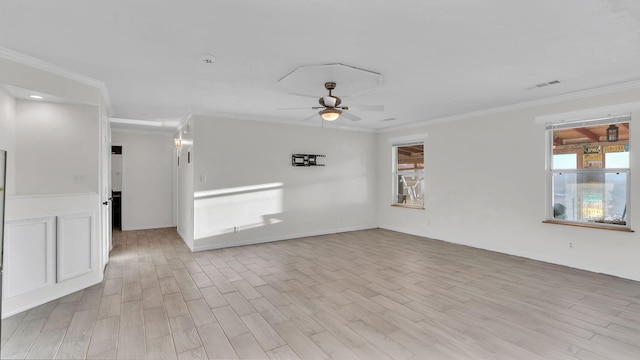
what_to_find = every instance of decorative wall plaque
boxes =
[292,154,325,167]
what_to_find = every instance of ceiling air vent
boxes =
[527,80,561,90]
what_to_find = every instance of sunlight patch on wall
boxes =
[194,182,283,240]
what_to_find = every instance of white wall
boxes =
[0,88,16,193]
[188,116,378,250]
[111,154,122,191]
[378,87,640,281]
[14,101,99,194]
[111,129,176,231]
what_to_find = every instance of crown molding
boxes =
[179,109,193,129]
[0,46,113,115]
[379,79,640,133]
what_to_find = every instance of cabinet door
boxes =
[57,212,93,281]
[3,217,56,299]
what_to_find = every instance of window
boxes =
[393,142,424,208]
[546,116,630,229]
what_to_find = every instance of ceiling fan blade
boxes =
[301,112,320,122]
[278,106,326,110]
[341,112,362,122]
[347,105,384,111]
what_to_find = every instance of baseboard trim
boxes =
[2,270,103,319]
[193,225,378,252]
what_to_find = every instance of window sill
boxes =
[390,204,425,210]
[542,220,634,232]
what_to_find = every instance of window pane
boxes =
[605,151,629,169]
[552,172,627,225]
[397,145,424,171]
[605,172,627,224]
[552,154,577,170]
[396,173,423,206]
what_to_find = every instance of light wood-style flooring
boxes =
[2,227,640,359]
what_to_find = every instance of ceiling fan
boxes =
[278,82,383,122]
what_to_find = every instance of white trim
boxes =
[388,133,428,145]
[0,46,113,116]
[56,212,94,281]
[535,101,640,125]
[380,80,640,132]
[179,109,193,129]
[111,118,163,127]
[546,114,631,130]
[2,271,102,318]
[192,225,377,252]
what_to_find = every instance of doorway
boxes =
[111,145,122,230]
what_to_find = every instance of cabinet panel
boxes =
[57,212,93,282]
[3,217,56,298]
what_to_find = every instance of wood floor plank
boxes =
[5,227,640,360]
[197,323,239,359]
[249,297,289,326]
[77,288,104,311]
[213,305,250,338]
[146,334,177,360]
[122,280,142,302]
[142,286,164,309]
[22,301,57,322]
[2,318,46,359]
[186,298,217,328]
[190,272,214,289]
[120,300,144,330]
[55,310,96,359]
[267,345,302,360]
[24,327,66,360]
[241,312,286,351]
[228,333,269,359]
[169,314,202,354]
[200,285,228,309]
[177,346,208,360]
[310,330,362,360]
[273,321,329,360]
[143,306,171,340]
[97,293,121,320]
[86,316,119,359]
[102,278,124,296]
[42,301,78,331]
[164,292,190,318]
[116,325,147,360]
[224,291,257,317]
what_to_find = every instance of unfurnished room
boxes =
[1,1,640,359]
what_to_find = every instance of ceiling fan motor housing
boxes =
[320,82,341,107]
[320,96,341,107]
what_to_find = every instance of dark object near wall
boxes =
[292,154,325,167]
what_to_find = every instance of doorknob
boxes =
[102,201,108,205]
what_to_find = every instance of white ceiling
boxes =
[1,0,640,131]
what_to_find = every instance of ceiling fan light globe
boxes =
[320,109,341,121]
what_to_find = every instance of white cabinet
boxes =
[3,212,94,300]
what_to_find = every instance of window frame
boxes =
[391,140,425,209]
[545,115,631,230]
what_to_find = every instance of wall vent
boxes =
[527,80,561,90]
